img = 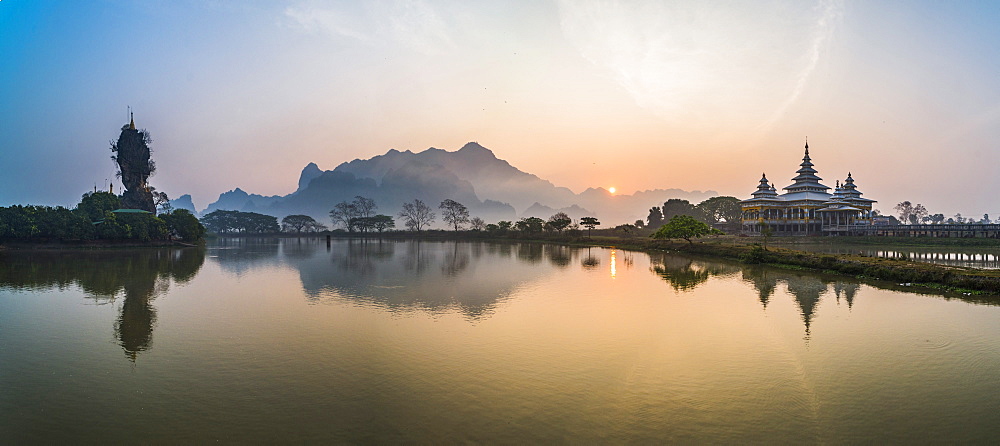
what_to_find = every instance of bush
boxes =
[739,244,769,264]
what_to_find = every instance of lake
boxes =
[2,238,999,443]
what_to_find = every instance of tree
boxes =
[353,196,377,220]
[580,216,600,237]
[329,196,377,232]
[371,215,395,232]
[614,223,636,236]
[662,198,701,222]
[75,191,121,222]
[652,215,721,244]
[696,196,741,224]
[439,199,470,231]
[149,187,171,215]
[1,205,95,240]
[330,201,358,232]
[515,217,545,232]
[469,217,486,231]
[282,215,318,233]
[647,206,663,228]
[894,201,927,225]
[546,212,572,233]
[634,219,645,229]
[161,209,206,242]
[497,220,513,231]
[201,210,278,234]
[757,221,774,249]
[399,199,435,231]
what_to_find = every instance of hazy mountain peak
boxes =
[297,162,324,192]
[458,141,498,159]
[203,142,719,225]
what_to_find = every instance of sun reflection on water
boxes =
[610,249,617,278]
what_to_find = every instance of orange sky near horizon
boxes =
[3,1,1000,218]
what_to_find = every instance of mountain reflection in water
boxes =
[2,238,995,361]
[0,248,205,360]
[210,239,571,320]
[4,238,1000,443]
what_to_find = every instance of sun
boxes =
[608,187,616,194]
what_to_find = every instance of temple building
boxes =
[741,141,876,235]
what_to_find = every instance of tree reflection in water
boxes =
[546,245,572,268]
[650,254,740,291]
[581,247,601,270]
[0,248,205,360]
[650,252,869,338]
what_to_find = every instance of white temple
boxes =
[740,141,876,235]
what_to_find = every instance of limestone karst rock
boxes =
[111,115,156,213]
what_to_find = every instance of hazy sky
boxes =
[2,0,999,218]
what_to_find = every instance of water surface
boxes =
[2,239,999,442]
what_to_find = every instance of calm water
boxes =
[2,239,999,443]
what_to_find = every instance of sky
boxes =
[2,0,1000,218]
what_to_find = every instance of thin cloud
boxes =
[284,0,455,55]
[284,3,371,42]
[760,0,844,131]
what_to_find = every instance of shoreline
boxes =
[0,239,201,251]
[8,232,1000,297]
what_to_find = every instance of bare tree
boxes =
[149,186,171,215]
[353,196,377,219]
[439,199,470,231]
[894,201,927,225]
[469,217,486,231]
[399,199,435,231]
[329,196,378,232]
[330,201,358,232]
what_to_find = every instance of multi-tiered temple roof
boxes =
[740,140,877,208]
[781,141,831,201]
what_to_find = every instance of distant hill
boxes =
[167,194,198,215]
[200,142,718,227]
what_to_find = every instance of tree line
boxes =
[641,196,741,230]
[0,192,204,243]
[195,195,747,243]
[198,196,609,237]
[892,201,1000,225]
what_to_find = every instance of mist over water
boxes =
[2,239,999,442]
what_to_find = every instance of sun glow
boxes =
[608,187,616,194]
[610,249,617,278]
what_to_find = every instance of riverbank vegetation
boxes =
[0,192,205,247]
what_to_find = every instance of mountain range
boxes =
[192,142,719,227]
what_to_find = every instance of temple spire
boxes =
[751,173,778,198]
[784,138,829,193]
